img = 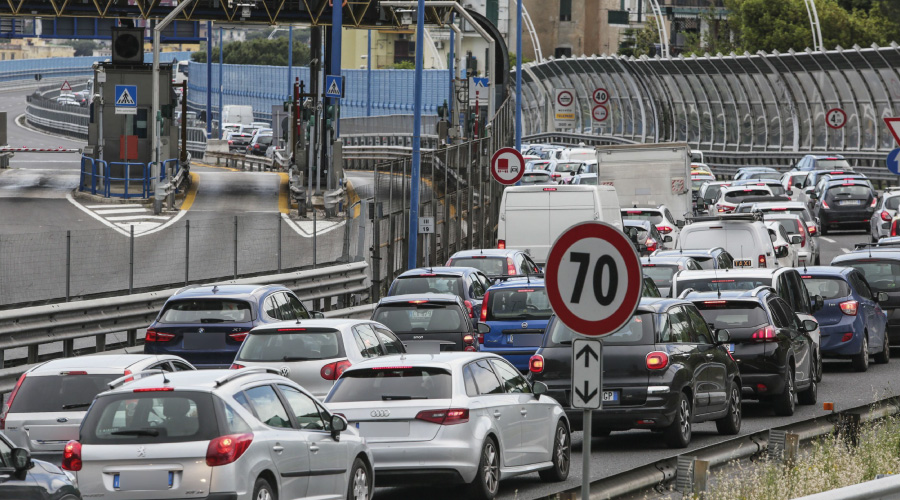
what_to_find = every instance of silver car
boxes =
[231,319,406,399]
[871,188,900,241]
[325,352,570,500]
[64,368,373,500]
[1,354,195,455]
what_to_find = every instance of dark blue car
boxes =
[478,278,552,372]
[800,266,889,372]
[0,431,80,499]
[144,284,320,368]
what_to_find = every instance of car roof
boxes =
[489,278,545,289]
[809,154,845,159]
[674,268,782,280]
[250,318,369,331]
[797,266,853,277]
[450,249,521,258]
[378,293,461,304]
[634,297,692,313]
[171,284,284,299]
[642,256,696,265]
[104,369,286,395]
[30,354,175,373]
[398,267,473,277]
[653,248,720,258]
[722,185,772,192]
[343,352,504,372]
[752,201,807,210]
[833,250,900,262]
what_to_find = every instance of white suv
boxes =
[871,188,900,241]
[713,185,773,214]
[620,205,684,245]
[678,213,776,268]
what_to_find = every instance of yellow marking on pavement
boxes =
[278,173,290,214]
[346,177,361,218]
[180,172,200,211]
[191,161,241,172]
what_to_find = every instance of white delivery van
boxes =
[221,105,254,126]
[497,184,623,265]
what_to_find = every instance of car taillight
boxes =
[477,333,485,344]
[498,239,506,249]
[841,333,854,342]
[1,373,25,429]
[145,328,175,342]
[796,220,806,247]
[206,433,254,466]
[646,351,669,370]
[133,387,175,392]
[882,211,892,222]
[893,221,899,237]
[807,224,817,236]
[752,325,777,341]
[61,441,82,471]
[230,363,245,369]
[254,144,260,149]
[463,334,475,345]
[871,198,878,208]
[415,408,469,425]
[320,360,352,380]
[507,257,517,275]
[646,237,657,253]
[822,201,830,209]
[657,225,673,234]
[552,173,561,178]
[529,354,544,373]
[719,205,735,213]
[228,331,249,342]
[464,300,475,318]
[227,140,233,145]
[480,291,490,322]
[758,254,766,268]
[840,300,858,316]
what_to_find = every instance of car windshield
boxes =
[840,260,900,292]
[447,257,507,275]
[81,391,220,444]
[886,197,900,211]
[522,173,550,184]
[326,367,452,402]
[725,189,770,201]
[485,287,552,321]
[622,210,664,224]
[825,185,871,198]
[816,159,851,169]
[548,312,653,345]
[677,277,771,293]
[391,276,463,296]
[800,277,851,299]
[158,299,252,323]
[554,162,580,174]
[694,301,768,330]
[373,304,467,333]
[642,265,678,287]
[10,374,120,412]
[748,172,781,181]
[236,329,344,362]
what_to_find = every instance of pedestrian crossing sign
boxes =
[115,85,137,114]
[325,75,344,98]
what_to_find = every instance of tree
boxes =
[507,52,534,67]
[60,39,98,57]
[191,37,310,66]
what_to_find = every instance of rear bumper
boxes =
[557,392,680,431]
[819,319,865,356]
[143,344,238,368]
[740,372,787,398]
[819,209,872,227]
[367,438,480,485]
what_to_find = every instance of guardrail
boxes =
[0,261,369,395]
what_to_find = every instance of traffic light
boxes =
[111,27,144,65]
[324,104,335,134]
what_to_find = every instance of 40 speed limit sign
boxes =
[545,221,642,336]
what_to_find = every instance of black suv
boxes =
[371,293,479,352]
[387,267,493,320]
[686,287,818,416]
[528,298,741,448]
[832,249,900,346]
[810,180,876,234]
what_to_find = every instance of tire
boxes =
[820,222,829,235]
[347,458,371,500]
[851,335,870,372]
[874,333,891,364]
[539,421,571,482]
[798,364,817,405]
[664,392,692,448]
[772,368,796,416]
[715,382,741,435]
[468,438,500,500]
[252,477,277,500]
[814,254,821,266]
[815,349,824,383]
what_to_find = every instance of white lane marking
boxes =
[134,209,188,238]
[115,221,162,231]
[821,237,837,243]
[66,192,132,236]
[106,215,171,221]
[841,248,851,254]
[85,204,141,209]
[280,212,346,238]
[94,207,149,215]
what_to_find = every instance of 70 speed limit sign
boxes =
[545,222,642,336]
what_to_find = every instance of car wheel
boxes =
[851,335,870,372]
[347,458,371,500]
[874,333,891,364]
[253,477,277,500]
[539,421,571,482]
[820,223,828,235]
[664,392,692,448]
[715,382,741,435]
[468,438,500,500]
[772,369,796,416]
[798,365,817,405]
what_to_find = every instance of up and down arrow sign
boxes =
[571,338,603,410]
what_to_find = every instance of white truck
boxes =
[221,105,254,126]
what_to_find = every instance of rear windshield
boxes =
[236,329,344,362]
[11,374,120,413]
[725,189,770,201]
[840,260,900,292]
[622,210,663,225]
[625,225,649,243]
[886,197,900,211]
[748,172,781,181]
[448,257,506,275]
[704,185,726,199]
[642,265,678,287]
[825,185,871,198]
[159,299,252,323]
[547,313,654,346]
[759,207,811,223]
[683,227,758,258]
[325,367,451,403]
[373,303,467,333]
[485,287,552,321]
[554,162,580,174]
[694,301,768,329]
[81,391,219,444]
[770,219,800,235]
[522,173,550,184]
[391,276,463,296]
[258,136,273,145]
[801,277,851,300]
[692,178,713,190]
[677,277,771,293]
[816,159,851,169]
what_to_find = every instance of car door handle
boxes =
[310,444,320,453]
[272,445,284,453]
[493,411,502,419]
[520,409,528,416]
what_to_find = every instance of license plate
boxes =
[840,200,862,205]
[182,331,224,350]
[728,343,735,352]
[602,390,619,402]
[734,259,752,267]
[116,470,171,490]
[356,421,410,438]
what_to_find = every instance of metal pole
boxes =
[218,27,223,138]
[408,0,426,269]
[582,409,592,500]
[366,30,372,117]
[277,213,282,272]
[288,26,293,99]
[233,215,238,279]
[205,21,212,138]
[313,207,318,269]
[185,219,190,285]
[448,13,455,139]
[65,230,70,302]
[332,1,343,138]
[515,0,522,152]
[129,225,134,294]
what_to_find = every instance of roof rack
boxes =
[214,367,280,387]
[854,240,900,250]
[107,369,167,390]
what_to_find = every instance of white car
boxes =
[712,185,774,214]
[325,353,571,499]
[678,213,776,268]
[870,188,900,241]
[571,173,598,185]
[764,213,817,266]
[620,205,683,247]
[765,221,799,268]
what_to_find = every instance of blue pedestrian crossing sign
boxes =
[325,75,344,98]
[888,148,900,175]
[114,85,137,115]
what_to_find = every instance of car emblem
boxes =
[57,417,68,423]
[521,322,528,329]
[198,328,205,334]
[137,446,146,458]
[280,366,290,377]
[370,409,391,418]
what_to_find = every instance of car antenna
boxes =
[713,267,722,298]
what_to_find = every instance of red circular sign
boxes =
[592,88,609,105]
[557,90,574,107]
[592,104,608,122]
[544,221,642,337]
[490,147,526,185]
[826,108,847,129]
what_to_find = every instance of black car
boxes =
[810,180,876,234]
[651,247,735,270]
[371,294,478,352]
[832,249,900,346]
[686,287,818,416]
[387,267,493,319]
[528,298,741,448]
[0,431,80,499]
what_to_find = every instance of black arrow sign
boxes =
[574,380,598,404]
[575,344,599,368]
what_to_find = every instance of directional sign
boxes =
[888,148,900,176]
[114,85,137,115]
[545,221,642,336]
[325,75,344,98]
[592,104,608,122]
[490,147,525,185]
[572,338,602,409]
[418,216,435,234]
[826,108,847,129]
[592,88,609,105]
[469,77,489,106]
[60,80,72,92]
[885,118,900,146]
[554,88,576,129]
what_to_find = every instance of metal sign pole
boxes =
[582,407,591,500]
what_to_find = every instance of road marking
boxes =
[280,213,345,238]
[66,192,131,237]
[822,237,837,243]
[106,215,171,221]
[180,172,200,211]
[278,172,289,214]
[841,248,851,254]
[94,207,149,214]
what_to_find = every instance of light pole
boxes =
[515,0,522,152]
[408,0,426,269]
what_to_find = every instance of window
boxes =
[485,287,553,321]
[685,305,713,344]
[802,277,851,300]
[236,329,343,362]
[353,324,384,358]
[274,293,294,320]
[849,272,874,300]
[554,47,572,58]
[9,374,121,413]
[172,361,194,371]
[468,275,486,299]
[159,299,252,323]
[244,385,293,429]
[393,40,415,65]
[233,391,254,414]
[374,326,405,354]
[373,304,467,334]
[663,307,693,343]
[788,272,811,314]
[490,360,531,394]
[463,365,479,397]
[469,360,504,395]
[217,399,252,434]
[82,392,217,445]
[279,385,326,431]
[154,362,174,372]
[326,367,452,403]
[0,437,11,467]
[264,296,280,320]
[287,294,311,319]
[559,0,572,21]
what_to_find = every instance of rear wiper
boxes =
[200,318,228,323]
[381,395,427,401]
[282,356,312,361]
[61,403,92,410]
[110,428,160,437]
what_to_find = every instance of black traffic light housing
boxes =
[112,27,145,65]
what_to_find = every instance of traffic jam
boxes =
[2,144,897,500]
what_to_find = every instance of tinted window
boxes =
[841,260,900,292]
[642,277,661,298]
[548,313,653,345]
[661,307,693,343]
[469,275,486,298]
[245,385,292,428]
[772,298,801,330]
[685,305,713,344]
[0,436,11,467]
[694,301,769,329]
[373,304,467,334]
[788,272,811,314]
[286,294,311,319]
[448,257,506,275]
[622,210,664,224]
[391,276,463,296]
[849,272,874,300]
[490,360,531,394]
[353,324,384,357]
[725,189,771,201]
[278,385,326,430]
[374,327,405,354]
[463,366,478,397]
[159,299,252,323]
[825,185,872,198]
[236,329,344,361]
[10,374,119,412]
[264,296,280,320]
[643,265,678,287]
[81,391,218,444]
[485,287,552,321]
[469,360,504,395]
[326,367,452,402]
[801,276,851,299]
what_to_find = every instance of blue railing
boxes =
[80,155,180,199]
[0,52,193,84]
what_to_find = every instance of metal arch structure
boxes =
[520,1,542,62]
[803,0,825,52]
[647,0,670,59]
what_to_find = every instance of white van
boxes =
[677,213,776,268]
[497,184,623,265]
[221,105,254,126]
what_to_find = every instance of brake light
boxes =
[841,333,854,342]
[627,210,643,214]
[893,220,899,237]
[882,211,892,222]
[415,408,469,425]
[871,198,878,208]
[543,187,558,191]
[464,300,475,318]
[228,331,249,342]
[758,254,767,268]
[498,240,506,249]
[646,237,658,253]
[206,433,254,466]
[477,332,485,344]
[796,219,806,247]
[711,280,734,283]
[229,363,245,369]
[372,366,413,370]
[504,257,517,275]
[133,387,175,392]
[463,334,475,345]
[61,441,82,471]
[840,300,858,316]
[704,300,727,305]
[122,369,133,383]
[529,354,544,373]
[822,201,830,209]
[480,291,490,322]
[1,373,25,429]
[807,225,817,236]
[409,300,429,304]
[320,360,352,380]
[770,208,787,211]
[551,173,561,178]
[61,371,88,375]
[646,351,669,370]
[718,206,734,213]
[277,328,307,332]
[657,225,673,234]
[751,325,777,341]
[145,328,175,342]
[253,144,260,149]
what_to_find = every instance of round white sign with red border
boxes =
[545,221,642,337]
[826,108,847,129]
[592,104,609,122]
[592,88,609,105]
[490,147,526,185]
[557,90,574,107]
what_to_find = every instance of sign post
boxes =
[418,216,435,266]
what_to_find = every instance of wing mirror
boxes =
[11,447,32,473]
[790,235,803,245]
[716,328,731,344]
[787,189,794,196]
[877,292,890,304]
[330,414,348,441]
[532,381,548,396]
[812,294,824,312]
[663,235,674,243]
[802,319,819,333]
[477,323,491,334]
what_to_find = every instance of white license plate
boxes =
[840,200,862,205]
[117,470,170,491]
[734,259,753,267]
[356,421,410,438]
[602,391,619,402]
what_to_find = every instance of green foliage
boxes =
[391,60,416,69]
[190,37,311,66]
[60,39,98,57]
[507,52,534,67]
[618,17,663,58]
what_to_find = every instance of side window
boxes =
[463,365,479,397]
[278,385,326,431]
[517,254,531,275]
[244,385,293,429]
[152,362,174,372]
[685,305,713,344]
[264,296,281,320]
[525,256,541,273]
[768,299,789,328]
[851,272,874,300]
[469,360,504,395]
[353,324,384,357]
[479,274,494,291]
[0,437,12,467]
[776,274,796,311]
[665,209,675,223]
[665,307,692,343]
[470,275,486,298]
[490,359,532,394]
[374,326,404,354]
[172,361,195,371]
[232,391,255,415]
[275,293,295,320]
[790,272,811,314]
[216,399,252,434]
[287,294,311,319]
[722,252,734,268]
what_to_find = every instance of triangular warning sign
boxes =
[116,88,135,106]
[327,80,341,97]
[885,118,900,147]
[60,80,72,92]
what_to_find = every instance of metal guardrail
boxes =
[0,261,369,395]
[203,150,278,171]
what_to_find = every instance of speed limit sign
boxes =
[545,221,642,336]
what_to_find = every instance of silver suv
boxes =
[63,368,373,500]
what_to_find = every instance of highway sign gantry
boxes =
[490,147,526,185]
[571,338,602,409]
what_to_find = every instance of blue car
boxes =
[800,267,889,372]
[144,284,321,368]
[478,278,552,371]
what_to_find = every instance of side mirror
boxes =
[311,311,325,319]
[477,323,491,334]
[802,319,819,333]
[676,220,685,228]
[532,381,548,396]
[878,292,889,304]
[716,328,731,344]
[776,246,789,258]
[813,295,824,312]
[11,447,32,472]
[663,235,673,243]
[791,235,803,245]
[787,189,794,196]
[330,414,348,441]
